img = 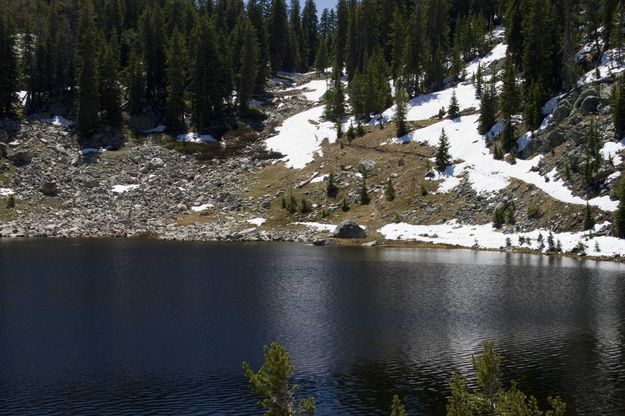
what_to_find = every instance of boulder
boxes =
[12,150,33,165]
[147,157,164,171]
[580,96,600,115]
[358,159,377,174]
[333,221,367,239]
[41,181,59,196]
[552,100,572,123]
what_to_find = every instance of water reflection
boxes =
[0,240,623,415]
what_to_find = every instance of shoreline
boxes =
[1,230,623,264]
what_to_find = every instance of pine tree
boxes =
[0,10,18,114]
[390,395,406,416]
[326,172,338,198]
[448,90,460,119]
[191,17,226,130]
[268,0,289,71]
[360,178,371,205]
[243,343,316,416]
[385,178,396,202]
[302,0,319,68]
[99,43,122,129]
[475,63,483,97]
[615,178,625,238]
[325,69,345,121]
[394,78,409,137]
[247,0,271,91]
[126,47,146,116]
[77,5,100,138]
[236,18,260,115]
[612,76,625,138]
[334,0,348,73]
[165,29,187,129]
[478,81,497,135]
[583,202,596,231]
[314,38,329,73]
[500,54,520,151]
[524,81,543,131]
[435,128,452,172]
[582,120,603,189]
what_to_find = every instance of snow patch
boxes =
[191,203,214,212]
[142,124,167,134]
[379,221,625,258]
[0,188,15,196]
[265,106,337,169]
[112,184,139,194]
[294,222,337,232]
[44,116,74,127]
[601,139,625,167]
[176,133,218,143]
[577,48,625,86]
[247,218,267,226]
[400,115,619,211]
[465,43,508,77]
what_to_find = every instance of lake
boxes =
[0,239,624,415]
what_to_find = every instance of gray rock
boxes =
[580,96,600,115]
[147,157,164,170]
[12,150,33,165]
[333,221,367,239]
[358,159,377,174]
[552,101,572,123]
[41,181,59,196]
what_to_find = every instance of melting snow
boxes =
[45,116,74,127]
[265,106,337,169]
[191,203,214,212]
[247,218,267,226]
[577,48,625,86]
[465,43,508,77]
[176,133,218,143]
[379,221,625,258]
[400,115,620,211]
[294,222,337,232]
[112,184,139,194]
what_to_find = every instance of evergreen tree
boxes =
[326,172,338,198]
[126,47,146,116]
[77,5,100,137]
[0,10,18,114]
[582,120,603,189]
[435,128,452,172]
[583,202,596,231]
[334,0,348,73]
[360,178,371,205]
[268,0,289,71]
[500,54,520,151]
[325,69,345,121]
[99,43,122,129]
[475,63,483,98]
[301,0,319,68]
[448,90,460,119]
[385,178,396,202]
[243,343,316,416]
[191,17,226,130]
[248,0,271,91]
[478,81,497,135]
[314,38,329,73]
[165,29,187,129]
[615,178,625,238]
[236,18,260,114]
[394,78,409,137]
[390,395,406,416]
[524,81,543,131]
[612,76,625,138]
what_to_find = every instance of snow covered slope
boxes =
[265,106,337,169]
[400,115,619,211]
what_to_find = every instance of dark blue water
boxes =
[0,239,624,415]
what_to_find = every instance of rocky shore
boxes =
[0,119,325,243]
